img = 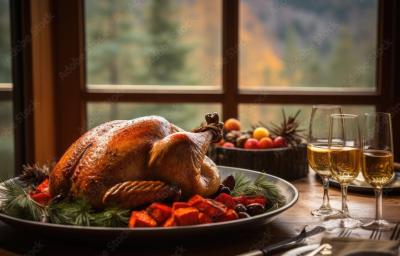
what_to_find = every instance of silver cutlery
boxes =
[390,223,400,240]
[237,226,326,256]
[370,229,382,240]
[338,229,352,238]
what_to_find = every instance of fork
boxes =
[338,229,352,238]
[390,223,400,240]
[369,229,382,240]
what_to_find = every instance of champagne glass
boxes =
[307,105,342,216]
[328,114,361,228]
[361,112,395,230]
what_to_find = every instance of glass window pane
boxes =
[240,0,378,90]
[239,104,375,134]
[0,0,11,83]
[0,0,13,178]
[0,101,14,178]
[87,103,221,131]
[85,0,221,87]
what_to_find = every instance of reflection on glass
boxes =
[240,0,377,89]
[87,103,221,131]
[85,0,221,86]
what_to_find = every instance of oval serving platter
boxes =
[0,166,298,242]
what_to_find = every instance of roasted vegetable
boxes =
[173,207,199,226]
[146,203,172,224]
[129,211,157,228]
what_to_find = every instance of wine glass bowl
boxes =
[327,114,362,228]
[307,105,342,217]
[361,112,395,231]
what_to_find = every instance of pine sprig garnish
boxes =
[48,200,130,227]
[248,175,286,207]
[231,173,286,209]
[48,199,94,226]
[92,208,130,227]
[19,164,51,186]
[0,178,46,221]
[230,172,252,197]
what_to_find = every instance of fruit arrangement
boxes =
[220,110,305,150]
[0,165,285,228]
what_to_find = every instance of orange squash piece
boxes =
[198,212,212,224]
[172,202,190,211]
[128,211,157,228]
[163,216,176,227]
[215,209,239,222]
[191,198,227,218]
[146,202,172,224]
[173,207,199,226]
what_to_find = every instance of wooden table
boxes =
[0,173,399,256]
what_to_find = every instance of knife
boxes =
[237,226,326,256]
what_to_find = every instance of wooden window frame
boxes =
[5,0,400,167]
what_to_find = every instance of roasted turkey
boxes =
[49,113,223,209]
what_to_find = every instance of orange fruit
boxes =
[253,127,270,140]
[259,137,273,149]
[224,118,241,131]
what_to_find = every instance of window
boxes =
[44,0,399,163]
[0,0,13,178]
[81,0,381,135]
[239,0,378,90]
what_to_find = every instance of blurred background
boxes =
[0,0,396,178]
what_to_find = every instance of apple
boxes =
[244,138,260,149]
[222,142,235,148]
[259,137,273,149]
[224,118,241,131]
[273,136,288,148]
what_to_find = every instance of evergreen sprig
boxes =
[0,178,46,221]
[48,200,130,227]
[232,172,286,209]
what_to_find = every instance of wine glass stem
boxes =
[321,176,331,209]
[341,184,349,217]
[375,188,383,222]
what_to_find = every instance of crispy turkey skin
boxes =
[49,114,222,209]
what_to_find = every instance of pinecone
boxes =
[264,109,305,147]
[19,163,52,186]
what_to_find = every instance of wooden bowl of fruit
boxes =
[211,110,308,180]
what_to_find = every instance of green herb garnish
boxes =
[231,172,286,209]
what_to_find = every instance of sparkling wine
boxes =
[362,150,394,188]
[329,146,361,184]
[307,144,331,177]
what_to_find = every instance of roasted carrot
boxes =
[173,207,199,226]
[163,216,176,227]
[172,202,190,211]
[128,211,157,228]
[146,202,172,224]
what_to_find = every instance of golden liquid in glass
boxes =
[329,146,361,184]
[362,150,394,188]
[307,144,331,177]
